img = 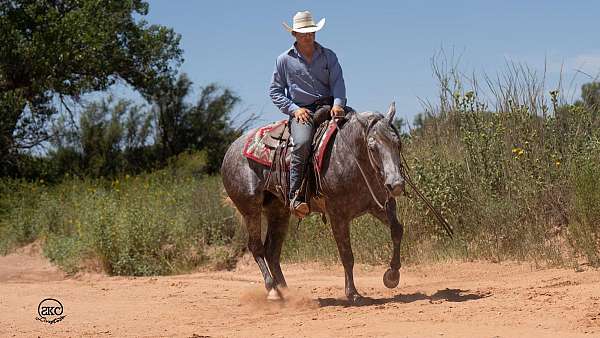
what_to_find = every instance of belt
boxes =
[312,96,333,106]
[301,96,333,109]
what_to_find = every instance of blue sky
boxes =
[128,0,599,126]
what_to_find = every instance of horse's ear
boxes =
[386,102,396,124]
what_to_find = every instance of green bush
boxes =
[568,159,600,266]
[0,179,48,254]
[0,155,245,275]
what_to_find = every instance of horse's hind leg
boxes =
[242,211,277,297]
[370,198,403,288]
[264,197,290,289]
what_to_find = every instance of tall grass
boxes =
[2,59,599,274]
[394,55,600,267]
[0,153,246,275]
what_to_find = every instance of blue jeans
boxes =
[289,112,316,201]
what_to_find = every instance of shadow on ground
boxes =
[317,288,491,308]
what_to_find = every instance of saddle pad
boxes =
[243,119,337,173]
[313,120,338,173]
[242,120,289,166]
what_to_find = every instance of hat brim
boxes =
[282,18,325,33]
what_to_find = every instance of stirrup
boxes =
[290,193,309,218]
[291,201,309,218]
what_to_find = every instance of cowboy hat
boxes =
[282,11,325,33]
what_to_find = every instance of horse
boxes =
[221,103,405,304]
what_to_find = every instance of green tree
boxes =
[153,74,242,173]
[50,96,155,178]
[79,99,127,177]
[153,74,194,160]
[0,0,182,175]
[187,84,241,173]
[393,116,408,135]
[580,82,600,111]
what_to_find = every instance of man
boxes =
[269,10,347,218]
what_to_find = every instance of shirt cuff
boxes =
[333,98,346,107]
[287,103,300,116]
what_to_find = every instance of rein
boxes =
[399,150,455,238]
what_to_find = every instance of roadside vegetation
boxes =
[0,154,247,275]
[3,61,599,275]
[1,2,598,275]
[285,58,600,270]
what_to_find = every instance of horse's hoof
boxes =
[267,288,283,301]
[383,268,400,289]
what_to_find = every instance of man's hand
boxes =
[331,105,345,118]
[293,107,312,124]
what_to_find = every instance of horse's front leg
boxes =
[329,215,362,303]
[371,198,404,288]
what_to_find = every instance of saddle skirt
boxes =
[242,120,290,166]
[242,119,338,173]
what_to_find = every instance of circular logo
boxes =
[36,298,66,324]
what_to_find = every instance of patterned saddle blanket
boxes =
[242,119,338,173]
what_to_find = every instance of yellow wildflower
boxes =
[512,147,524,157]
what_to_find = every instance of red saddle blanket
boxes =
[242,119,338,173]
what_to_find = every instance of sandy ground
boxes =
[1,244,599,338]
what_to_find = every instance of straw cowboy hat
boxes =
[282,11,325,33]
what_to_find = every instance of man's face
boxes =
[293,32,315,45]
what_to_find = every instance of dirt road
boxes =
[1,244,599,337]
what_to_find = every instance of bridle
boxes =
[334,115,397,211]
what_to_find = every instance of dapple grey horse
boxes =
[221,103,405,303]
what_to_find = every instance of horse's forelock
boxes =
[362,112,402,145]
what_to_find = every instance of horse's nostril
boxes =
[387,180,404,196]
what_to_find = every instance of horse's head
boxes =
[364,102,405,197]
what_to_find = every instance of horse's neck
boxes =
[330,115,384,197]
[331,117,371,172]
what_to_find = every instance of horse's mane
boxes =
[344,110,385,129]
[344,110,401,140]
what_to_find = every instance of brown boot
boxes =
[290,199,309,218]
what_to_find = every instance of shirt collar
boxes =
[287,42,323,58]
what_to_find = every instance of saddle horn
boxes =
[386,102,396,124]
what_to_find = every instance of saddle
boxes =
[242,105,345,207]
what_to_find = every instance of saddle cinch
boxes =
[242,105,345,207]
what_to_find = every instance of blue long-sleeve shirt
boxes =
[269,42,346,117]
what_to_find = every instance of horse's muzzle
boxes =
[386,179,405,197]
